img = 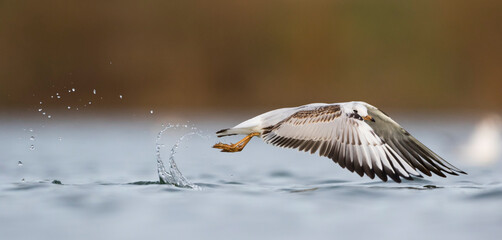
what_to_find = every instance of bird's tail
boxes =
[216,127,255,137]
[216,128,235,137]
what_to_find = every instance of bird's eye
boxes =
[353,110,358,113]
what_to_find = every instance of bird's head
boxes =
[348,102,375,122]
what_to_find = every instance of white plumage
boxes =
[214,101,466,183]
[460,114,501,165]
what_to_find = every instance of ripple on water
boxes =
[268,170,294,178]
[127,181,163,185]
[469,188,502,200]
[219,181,244,185]
[7,183,50,191]
[313,178,350,185]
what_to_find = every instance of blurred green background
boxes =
[1,0,501,112]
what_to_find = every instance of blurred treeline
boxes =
[1,0,501,112]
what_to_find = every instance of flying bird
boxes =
[213,102,466,182]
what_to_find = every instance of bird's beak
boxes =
[363,115,375,122]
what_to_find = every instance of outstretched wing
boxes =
[366,107,466,178]
[261,104,465,182]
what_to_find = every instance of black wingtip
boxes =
[216,128,229,134]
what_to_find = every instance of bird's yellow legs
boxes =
[213,132,260,152]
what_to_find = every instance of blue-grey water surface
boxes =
[0,114,501,240]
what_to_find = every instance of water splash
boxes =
[155,124,207,189]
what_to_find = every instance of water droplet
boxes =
[30,136,35,141]
[51,96,54,98]
[30,145,35,150]
[42,112,46,115]
[93,89,96,94]
[109,61,112,64]
[48,115,51,119]
[119,95,123,99]
[76,107,79,110]
[57,96,61,99]
[72,88,76,92]
[68,90,71,93]
[58,137,62,141]
[67,106,71,109]
[150,110,154,114]
[56,93,59,96]
[38,109,42,112]
[88,101,92,105]
[18,161,23,166]
[39,101,43,104]
[29,128,33,132]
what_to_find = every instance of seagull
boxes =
[213,101,466,182]
[459,114,501,166]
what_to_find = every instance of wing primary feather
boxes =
[360,144,375,179]
[270,135,282,145]
[328,142,338,163]
[310,141,321,154]
[298,140,309,152]
[397,141,433,176]
[319,141,329,157]
[405,141,446,177]
[373,162,387,182]
[383,146,411,179]
[382,150,403,182]
[345,145,355,172]
[401,141,446,177]
[281,138,294,148]
[291,139,302,148]
[389,139,431,176]
[338,144,347,169]
[407,139,458,175]
[276,137,287,147]
[376,146,401,182]
[353,146,365,177]
[328,142,338,162]
[303,140,315,152]
[376,146,394,174]
[386,145,421,177]
[282,138,294,148]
